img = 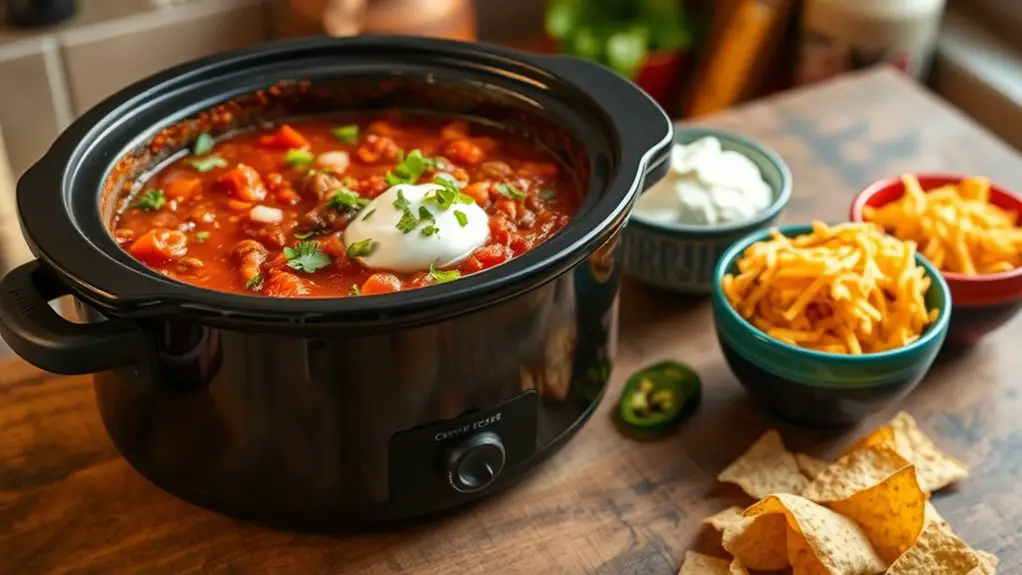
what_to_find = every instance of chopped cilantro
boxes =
[385,149,430,186]
[421,224,439,237]
[349,284,361,296]
[246,274,263,290]
[192,133,215,156]
[418,206,435,223]
[293,230,316,240]
[332,124,359,144]
[285,148,316,167]
[538,188,558,199]
[185,155,228,173]
[396,207,419,234]
[427,177,475,210]
[347,238,377,258]
[454,210,468,227]
[361,208,376,221]
[134,188,165,211]
[434,172,462,188]
[283,241,331,273]
[496,182,525,201]
[393,189,410,210]
[196,231,210,243]
[328,188,368,210]
[430,263,460,283]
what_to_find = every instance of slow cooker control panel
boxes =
[389,390,537,505]
[445,431,505,493]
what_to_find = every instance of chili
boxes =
[112,114,581,297]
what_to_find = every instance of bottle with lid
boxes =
[796,0,947,85]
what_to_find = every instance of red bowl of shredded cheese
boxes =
[851,173,1022,344]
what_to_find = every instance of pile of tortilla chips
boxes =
[678,412,997,574]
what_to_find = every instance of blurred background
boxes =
[0,0,1019,273]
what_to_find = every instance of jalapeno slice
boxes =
[617,361,701,435]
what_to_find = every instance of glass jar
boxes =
[796,0,947,85]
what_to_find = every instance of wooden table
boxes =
[2,68,1021,574]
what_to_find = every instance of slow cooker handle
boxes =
[0,260,143,375]
[529,53,673,173]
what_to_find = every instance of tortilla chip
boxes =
[728,559,749,575]
[717,430,808,499]
[974,549,999,574]
[702,506,745,533]
[843,425,897,455]
[722,513,790,570]
[828,465,926,563]
[889,411,969,492]
[801,445,909,502]
[783,524,820,574]
[887,519,982,574]
[725,494,886,574]
[795,453,830,481]
[678,551,731,575]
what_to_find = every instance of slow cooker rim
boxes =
[17,36,672,326]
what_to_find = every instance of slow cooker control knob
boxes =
[445,431,506,494]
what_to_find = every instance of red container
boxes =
[850,173,1022,345]
[634,49,684,108]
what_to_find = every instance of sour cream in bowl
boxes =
[635,136,774,226]
[623,128,791,294]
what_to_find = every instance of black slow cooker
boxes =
[0,36,671,529]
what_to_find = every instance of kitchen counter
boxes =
[1,68,1021,574]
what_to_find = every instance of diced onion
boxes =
[316,151,350,173]
[249,205,283,224]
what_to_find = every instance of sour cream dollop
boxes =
[634,136,773,226]
[343,183,489,273]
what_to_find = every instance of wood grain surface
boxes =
[2,68,1022,574]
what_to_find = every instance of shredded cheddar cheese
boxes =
[863,174,1022,275]
[721,222,939,354]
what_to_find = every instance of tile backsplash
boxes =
[0,0,271,177]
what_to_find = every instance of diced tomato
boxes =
[473,137,499,153]
[217,163,267,202]
[440,120,470,141]
[164,177,201,201]
[407,272,434,289]
[445,139,483,165]
[366,120,396,137]
[511,233,535,254]
[264,271,310,297]
[460,256,484,274]
[128,229,188,265]
[495,199,518,221]
[360,175,389,198]
[463,182,491,206]
[259,124,310,149]
[489,213,518,246]
[265,172,299,205]
[473,244,512,269]
[519,161,559,179]
[318,234,352,270]
[275,187,299,205]
[361,273,402,295]
[355,135,400,164]
[226,199,253,211]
